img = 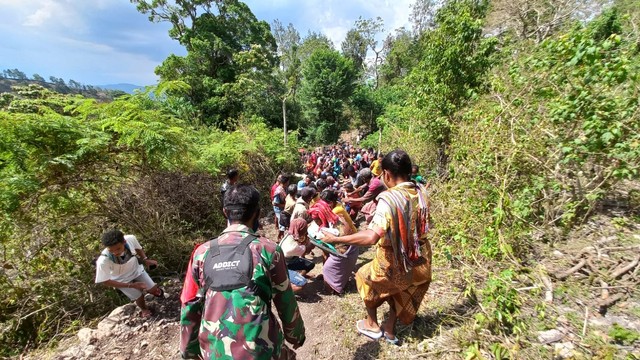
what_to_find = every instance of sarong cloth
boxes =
[355,181,432,324]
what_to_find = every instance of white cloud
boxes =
[2,0,87,31]
[23,0,56,26]
[300,0,413,47]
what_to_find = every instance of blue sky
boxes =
[0,0,414,86]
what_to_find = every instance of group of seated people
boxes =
[271,143,422,295]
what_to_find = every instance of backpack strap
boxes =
[203,234,257,292]
[208,234,255,257]
[103,240,133,264]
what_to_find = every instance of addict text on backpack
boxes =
[202,234,257,292]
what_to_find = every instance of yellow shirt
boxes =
[370,160,382,177]
[332,204,357,234]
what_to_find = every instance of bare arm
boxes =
[100,279,146,290]
[321,229,380,246]
[344,189,376,205]
[134,248,158,268]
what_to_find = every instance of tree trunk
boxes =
[282,98,287,146]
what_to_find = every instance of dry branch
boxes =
[556,259,587,280]
[597,293,625,312]
[600,280,609,301]
[611,256,640,279]
[573,246,596,260]
[541,274,554,303]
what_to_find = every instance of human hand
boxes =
[130,282,147,290]
[145,259,158,269]
[320,230,338,244]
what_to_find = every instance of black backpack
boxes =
[202,234,262,294]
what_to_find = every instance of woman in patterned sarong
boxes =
[322,149,432,343]
[313,189,358,294]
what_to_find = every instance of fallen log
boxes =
[556,259,587,280]
[611,256,640,279]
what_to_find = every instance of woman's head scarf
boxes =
[288,218,308,240]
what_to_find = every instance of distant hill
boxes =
[97,83,145,94]
[0,78,115,102]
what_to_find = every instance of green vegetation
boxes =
[1,0,640,357]
[0,84,299,355]
[609,324,640,346]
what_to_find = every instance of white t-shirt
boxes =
[280,234,306,259]
[95,235,144,283]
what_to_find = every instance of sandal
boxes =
[383,332,400,345]
[153,288,165,298]
[140,309,153,318]
[356,320,382,340]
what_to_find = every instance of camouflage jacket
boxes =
[180,224,305,359]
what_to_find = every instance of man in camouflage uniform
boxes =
[180,184,305,359]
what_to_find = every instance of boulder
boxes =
[77,327,97,345]
[554,342,576,359]
[108,303,136,319]
[538,329,564,344]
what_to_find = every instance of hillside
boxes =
[0,78,124,101]
[96,83,145,94]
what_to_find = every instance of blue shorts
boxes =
[273,206,286,232]
[288,270,308,287]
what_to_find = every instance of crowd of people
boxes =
[93,143,432,359]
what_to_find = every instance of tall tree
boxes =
[298,31,334,63]
[272,20,303,142]
[379,28,418,85]
[131,0,278,128]
[353,17,385,88]
[486,0,602,42]
[407,0,497,176]
[32,74,45,82]
[299,49,357,144]
[341,29,368,73]
[3,69,27,80]
[410,0,444,36]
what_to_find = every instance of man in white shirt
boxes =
[95,229,162,318]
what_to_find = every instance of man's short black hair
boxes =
[287,184,298,197]
[320,189,339,204]
[316,179,327,191]
[224,184,261,222]
[280,174,290,184]
[102,229,125,247]
[300,187,316,202]
[227,169,239,180]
